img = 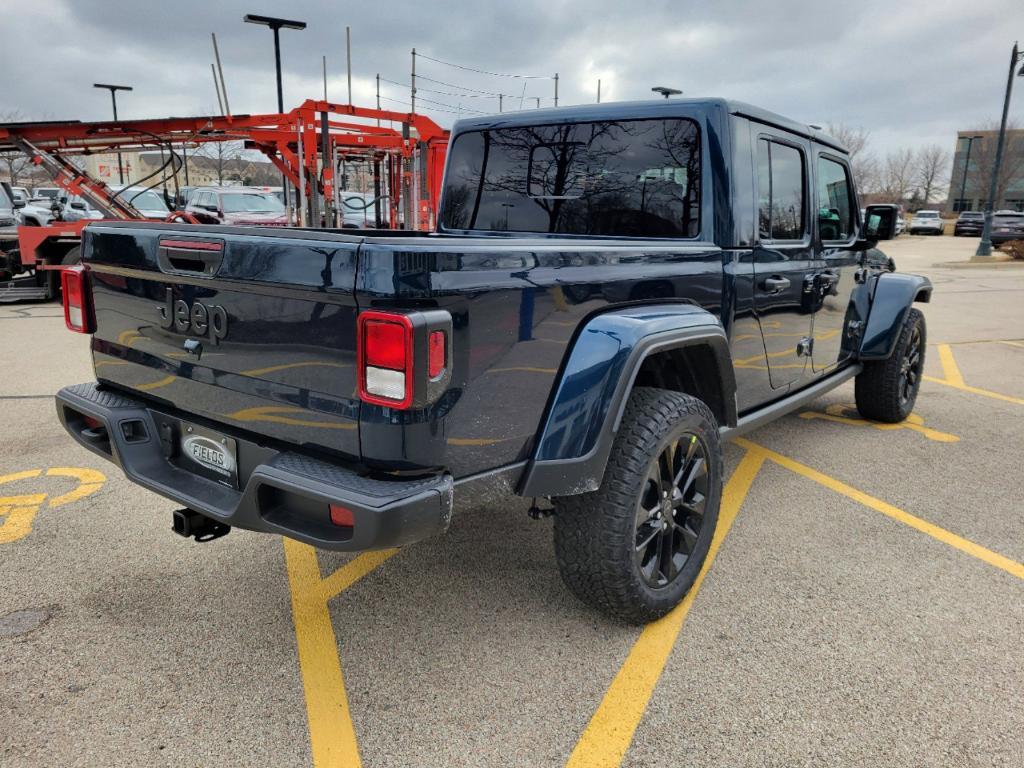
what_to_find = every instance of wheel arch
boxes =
[518,303,736,498]
[859,272,933,361]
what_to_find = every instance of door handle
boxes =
[817,270,840,296]
[761,276,791,294]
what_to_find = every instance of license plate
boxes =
[179,422,238,488]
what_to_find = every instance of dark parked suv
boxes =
[953,210,984,236]
[185,187,289,226]
[990,211,1024,246]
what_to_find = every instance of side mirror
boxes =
[70,201,86,210]
[863,204,898,241]
[12,198,26,209]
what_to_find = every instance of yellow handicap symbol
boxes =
[0,467,107,544]
[798,403,959,443]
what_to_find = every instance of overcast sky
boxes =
[1,0,1021,159]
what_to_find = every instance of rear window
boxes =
[441,118,701,237]
[915,211,939,218]
[994,213,1024,223]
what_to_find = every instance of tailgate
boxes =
[83,223,362,460]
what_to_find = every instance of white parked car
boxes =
[109,186,171,220]
[909,209,943,236]
[17,194,104,226]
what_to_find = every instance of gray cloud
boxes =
[0,0,1020,157]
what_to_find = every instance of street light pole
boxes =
[93,83,132,184]
[244,14,307,223]
[957,135,981,211]
[976,41,1024,257]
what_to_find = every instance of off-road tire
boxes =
[552,388,723,624]
[855,308,926,423]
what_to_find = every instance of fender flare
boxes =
[859,272,932,360]
[518,303,736,498]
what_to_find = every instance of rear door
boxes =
[810,151,860,373]
[751,134,815,390]
[85,223,363,460]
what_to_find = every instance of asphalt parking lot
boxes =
[2,235,1023,767]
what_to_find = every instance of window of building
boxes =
[816,156,854,241]
[441,118,701,237]
[757,139,806,241]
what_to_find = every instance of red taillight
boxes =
[329,504,354,528]
[61,265,94,334]
[428,331,446,378]
[364,320,408,370]
[357,310,414,408]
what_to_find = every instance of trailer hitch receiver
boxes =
[172,509,231,542]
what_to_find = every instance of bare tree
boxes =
[827,123,879,194]
[0,110,32,186]
[965,120,1024,209]
[882,148,915,204]
[914,144,950,203]
[191,140,245,185]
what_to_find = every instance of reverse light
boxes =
[61,265,95,334]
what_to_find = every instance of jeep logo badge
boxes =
[182,435,234,476]
[159,288,228,344]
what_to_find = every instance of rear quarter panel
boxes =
[356,238,725,478]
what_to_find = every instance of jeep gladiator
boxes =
[55,99,931,622]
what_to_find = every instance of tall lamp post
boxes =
[975,41,1024,257]
[93,83,132,184]
[957,135,982,211]
[243,14,306,221]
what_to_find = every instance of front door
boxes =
[751,135,816,390]
[810,152,860,373]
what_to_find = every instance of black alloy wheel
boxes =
[634,433,708,588]
[899,324,922,407]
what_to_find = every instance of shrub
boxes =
[1002,240,1024,260]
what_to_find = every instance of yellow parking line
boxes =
[923,344,1024,405]
[936,344,965,387]
[284,541,400,768]
[566,450,765,768]
[735,438,1024,581]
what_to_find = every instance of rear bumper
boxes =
[55,382,453,551]
[991,232,1024,245]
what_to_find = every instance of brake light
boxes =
[358,311,414,408]
[61,265,94,334]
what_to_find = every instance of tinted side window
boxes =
[757,139,806,241]
[817,156,854,241]
[441,118,701,237]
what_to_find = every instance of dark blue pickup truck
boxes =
[55,99,930,622]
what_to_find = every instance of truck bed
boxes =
[83,221,727,478]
